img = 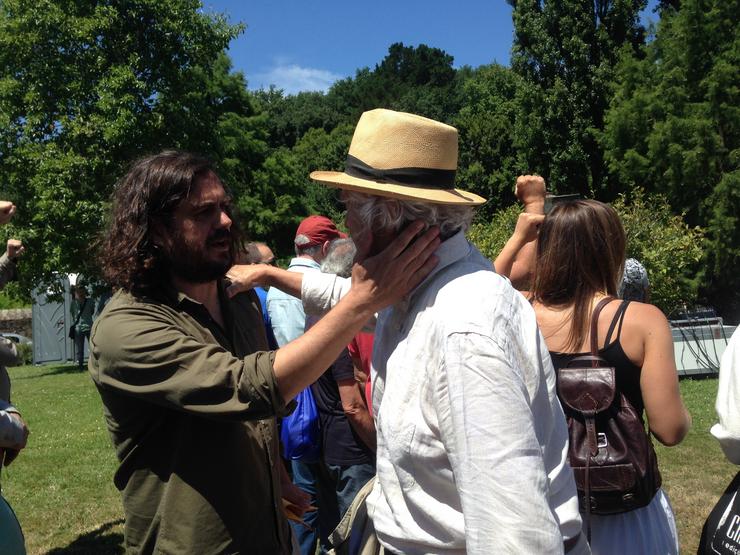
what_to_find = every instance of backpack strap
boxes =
[583,295,615,543]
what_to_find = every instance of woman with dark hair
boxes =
[529,200,691,554]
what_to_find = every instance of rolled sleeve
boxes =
[436,332,563,554]
[0,400,25,448]
[301,272,351,315]
[90,304,291,421]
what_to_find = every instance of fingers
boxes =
[398,226,440,264]
[0,201,15,225]
[399,229,441,275]
[225,265,257,298]
[6,239,24,258]
[381,220,427,259]
[405,253,440,292]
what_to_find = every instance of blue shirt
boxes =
[266,257,320,346]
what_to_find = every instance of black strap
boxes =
[589,297,615,364]
[604,300,630,346]
[72,298,89,327]
[344,154,456,190]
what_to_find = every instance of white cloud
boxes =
[250,62,343,95]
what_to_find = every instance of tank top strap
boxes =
[604,300,630,347]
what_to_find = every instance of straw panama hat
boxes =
[309,109,487,205]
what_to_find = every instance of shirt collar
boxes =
[288,257,320,270]
[396,230,472,314]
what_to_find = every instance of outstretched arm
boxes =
[272,223,440,401]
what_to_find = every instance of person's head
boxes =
[254,242,275,265]
[99,150,243,296]
[341,191,474,260]
[320,238,357,278]
[238,242,275,265]
[308,109,486,260]
[74,285,88,301]
[294,215,345,262]
[618,258,650,303]
[531,199,626,350]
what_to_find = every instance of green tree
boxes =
[508,0,647,196]
[0,0,263,292]
[455,64,524,217]
[252,87,340,149]
[602,0,739,317]
[248,124,354,255]
[612,190,704,315]
[325,43,463,125]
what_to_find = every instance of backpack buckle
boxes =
[597,433,608,449]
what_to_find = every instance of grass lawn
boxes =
[1,364,736,554]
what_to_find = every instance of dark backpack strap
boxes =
[72,298,88,327]
[604,300,630,347]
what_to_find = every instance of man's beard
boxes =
[166,229,234,284]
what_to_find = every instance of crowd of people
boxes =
[0,200,29,554]
[0,107,737,555]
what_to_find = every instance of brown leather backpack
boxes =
[556,297,661,535]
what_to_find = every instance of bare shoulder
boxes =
[623,301,670,331]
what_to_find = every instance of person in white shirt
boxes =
[228,109,588,554]
[713,327,740,464]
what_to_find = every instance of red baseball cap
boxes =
[294,215,346,247]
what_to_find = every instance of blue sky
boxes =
[202,0,660,95]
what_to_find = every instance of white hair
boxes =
[343,192,474,239]
[320,238,356,278]
[294,234,322,257]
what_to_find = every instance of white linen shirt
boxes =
[302,231,586,554]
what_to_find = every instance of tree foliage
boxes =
[455,65,524,218]
[602,0,739,315]
[508,0,647,196]
[611,190,704,314]
[0,0,258,291]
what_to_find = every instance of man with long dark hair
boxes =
[91,150,439,554]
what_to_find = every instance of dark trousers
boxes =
[289,459,320,555]
[315,461,375,554]
[74,329,90,369]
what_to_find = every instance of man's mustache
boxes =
[208,229,232,243]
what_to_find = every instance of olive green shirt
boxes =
[89,283,295,554]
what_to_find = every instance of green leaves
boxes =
[602,0,740,314]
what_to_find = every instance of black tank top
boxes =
[549,300,645,417]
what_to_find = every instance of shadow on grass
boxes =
[11,363,87,380]
[46,519,124,555]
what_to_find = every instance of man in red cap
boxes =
[267,214,345,555]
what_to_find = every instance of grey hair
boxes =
[294,234,322,257]
[343,192,474,239]
[320,238,356,278]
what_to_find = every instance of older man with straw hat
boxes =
[228,109,588,555]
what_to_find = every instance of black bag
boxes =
[68,298,88,340]
[698,471,740,555]
[556,297,661,538]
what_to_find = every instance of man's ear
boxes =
[321,240,331,257]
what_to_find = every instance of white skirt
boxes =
[587,488,679,555]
